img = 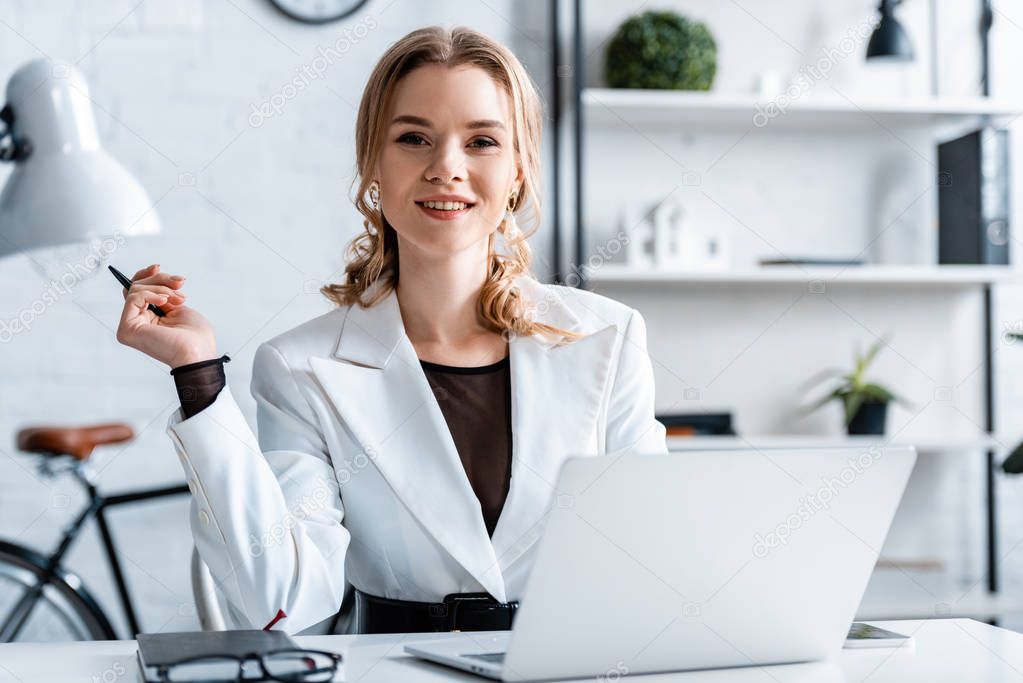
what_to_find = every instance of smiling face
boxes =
[374,63,523,260]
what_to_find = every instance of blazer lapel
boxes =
[308,279,506,600]
[308,276,618,603]
[488,278,618,578]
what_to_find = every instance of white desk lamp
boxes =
[0,58,159,268]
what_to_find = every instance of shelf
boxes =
[856,568,1023,621]
[666,434,1004,456]
[588,264,1021,286]
[583,88,1023,134]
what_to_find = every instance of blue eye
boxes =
[470,138,497,148]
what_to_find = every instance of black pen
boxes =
[108,265,167,317]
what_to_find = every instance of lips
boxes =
[415,201,474,221]
[414,200,476,210]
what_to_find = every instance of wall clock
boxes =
[269,0,370,24]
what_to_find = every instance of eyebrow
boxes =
[390,114,506,131]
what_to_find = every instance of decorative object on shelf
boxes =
[680,221,729,271]
[619,199,729,272]
[866,0,913,61]
[622,202,654,268]
[753,70,783,98]
[613,197,732,273]
[803,337,909,435]
[604,10,717,91]
[267,0,369,24]
[652,197,685,268]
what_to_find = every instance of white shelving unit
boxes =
[588,264,1023,286]
[583,88,1023,139]
[666,434,1006,455]
[567,6,1023,622]
[856,567,1023,621]
[667,433,1021,621]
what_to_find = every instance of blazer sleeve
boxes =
[604,308,668,457]
[164,341,350,633]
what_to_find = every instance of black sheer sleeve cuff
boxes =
[171,354,231,419]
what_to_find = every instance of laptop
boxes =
[404,446,916,681]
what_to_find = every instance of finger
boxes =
[128,271,187,292]
[157,292,187,310]
[128,283,186,299]
[125,290,169,313]
[132,264,159,280]
[123,281,185,302]
[119,292,169,333]
[117,291,170,345]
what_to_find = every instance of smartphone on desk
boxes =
[844,622,914,649]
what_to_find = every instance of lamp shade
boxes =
[866,1,914,61]
[0,59,159,259]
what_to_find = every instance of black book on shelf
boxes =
[656,412,736,436]
[136,629,299,683]
[937,128,1010,265]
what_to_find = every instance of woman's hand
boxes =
[115,264,218,369]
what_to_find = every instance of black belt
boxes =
[354,589,519,634]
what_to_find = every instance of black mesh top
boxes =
[171,353,513,538]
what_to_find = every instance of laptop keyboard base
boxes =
[463,652,506,665]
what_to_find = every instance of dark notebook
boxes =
[759,257,865,266]
[136,629,300,682]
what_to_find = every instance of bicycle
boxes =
[0,421,190,642]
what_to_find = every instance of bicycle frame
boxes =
[0,457,188,640]
[91,481,191,635]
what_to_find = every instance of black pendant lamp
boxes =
[866,0,914,61]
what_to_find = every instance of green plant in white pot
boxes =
[803,338,908,435]
[604,10,717,91]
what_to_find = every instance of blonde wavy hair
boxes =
[320,25,582,345]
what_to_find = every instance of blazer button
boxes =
[198,510,211,525]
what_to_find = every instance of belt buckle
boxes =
[441,592,497,631]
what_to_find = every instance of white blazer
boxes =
[164,274,667,634]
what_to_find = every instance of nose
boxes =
[424,137,466,184]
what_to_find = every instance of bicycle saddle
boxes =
[16,423,135,461]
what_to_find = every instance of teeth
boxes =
[421,200,469,210]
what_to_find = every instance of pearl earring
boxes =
[503,193,519,237]
[368,181,380,210]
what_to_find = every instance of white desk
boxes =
[0,619,1020,682]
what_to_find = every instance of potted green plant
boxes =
[803,338,907,435]
[604,10,718,91]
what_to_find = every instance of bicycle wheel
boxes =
[0,540,115,642]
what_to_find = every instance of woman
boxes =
[115,25,667,635]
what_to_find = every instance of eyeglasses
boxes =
[155,648,342,682]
